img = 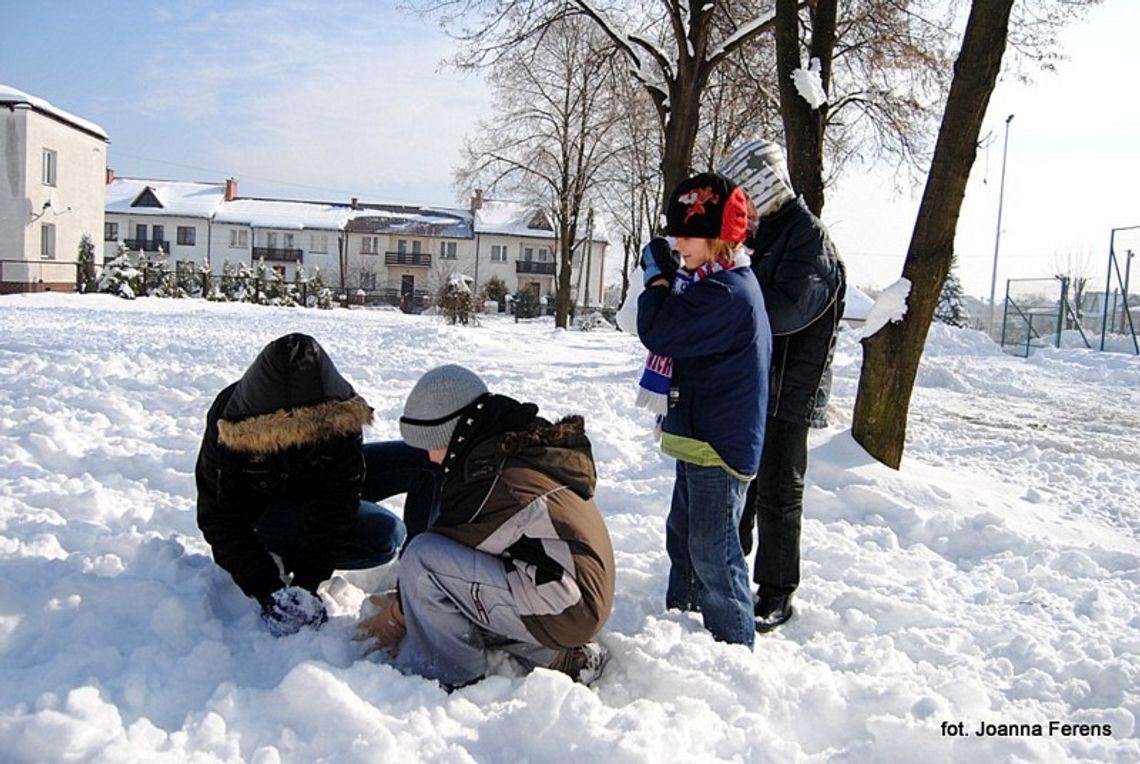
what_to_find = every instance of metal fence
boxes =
[998,271,1140,357]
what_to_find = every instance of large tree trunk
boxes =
[852,0,1015,469]
[775,0,835,216]
[555,216,578,328]
[659,60,707,210]
[770,0,834,218]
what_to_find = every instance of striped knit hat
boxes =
[717,139,795,219]
[399,364,488,451]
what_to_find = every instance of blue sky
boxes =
[1,1,489,206]
[3,1,1138,297]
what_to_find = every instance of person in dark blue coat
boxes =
[719,139,847,631]
[636,172,772,647]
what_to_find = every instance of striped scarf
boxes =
[635,252,750,415]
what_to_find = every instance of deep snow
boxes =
[0,294,1136,763]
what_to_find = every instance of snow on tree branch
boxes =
[705,9,777,64]
[861,278,911,339]
[793,57,827,109]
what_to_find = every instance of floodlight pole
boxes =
[987,113,1014,337]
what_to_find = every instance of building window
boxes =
[42,149,57,186]
[522,246,535,261]
[267,231,278,249]
[538,247,551,262]
[310,233,328,253]
[229,229,248,248]
[283,233,294,249]
[397,239,408,254]
[491,244,508,263]
[104,222,119,241]
[362,236,379,255]
[412,240,422,254]
[40,223,56,259]
[440,241,457,260]
[177,226,196,246]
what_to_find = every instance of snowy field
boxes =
[0,293,1137,763]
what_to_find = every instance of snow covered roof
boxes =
[105,178,226,219]
[346,204,472,239]
[214,198,355,231]
[475,200,608,242]
[0,83,108,140]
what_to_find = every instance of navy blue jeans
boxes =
[665,461,754,647]
[256,440,441,570]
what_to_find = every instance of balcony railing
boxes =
[253,246,303,262]
[516,260,555,275]
[385,251,432,268]
[124,239,170,254]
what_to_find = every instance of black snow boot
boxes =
[754,592,794,633]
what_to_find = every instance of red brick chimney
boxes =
[471,188,484,211]
[105,168,114,185]
[351,197,360,210]
[224,177,238,201]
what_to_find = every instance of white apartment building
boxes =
[1,84,108,293]
[103,175,228,267]
[212,197,355,283]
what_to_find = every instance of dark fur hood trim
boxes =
[500,415,588,453]
[502,415,596,499]
[217,394,373,456]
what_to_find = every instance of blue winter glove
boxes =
[260,586,328,637]
[640,238,679,286]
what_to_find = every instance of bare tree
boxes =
[851,0,1014,469]
[408,1,781,207]
[454,15,625,328]
[850,0,1101,469]
[1052,249,1092,323]
[595,69,664,310]
[770,0,961,214]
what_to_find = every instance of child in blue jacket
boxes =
[636,172,772,647]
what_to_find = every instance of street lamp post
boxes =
[988,113,1014,337]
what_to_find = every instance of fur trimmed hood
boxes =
[212,333,372,456]
[217,394,373,456]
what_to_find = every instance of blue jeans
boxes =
[256,441,440,570]
[361,441,443,549]
[666,461,754,647]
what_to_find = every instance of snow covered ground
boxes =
[0,293,1136,763]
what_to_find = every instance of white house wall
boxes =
[2,105,105,290]
[0,107,29,271]
[103,213,212,265]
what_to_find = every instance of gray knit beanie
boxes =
[717,139,795,219]
[399,364,489,450]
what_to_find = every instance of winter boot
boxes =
[754,592,794,633]
[550,641,610,685]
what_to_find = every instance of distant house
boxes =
[473,195,608,309]
[213,196,354,283]
[0,84,108,293]
[103,175,229,268]
[345,202,473,306]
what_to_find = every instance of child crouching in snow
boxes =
[636,172,772,648]
[355,364,615,689]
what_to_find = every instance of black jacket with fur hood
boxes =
[195,334,373,602]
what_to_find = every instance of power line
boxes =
[109,150,361,197]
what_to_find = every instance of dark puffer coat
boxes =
[195,334,373,602]
[749,198,846,425]
[428,394,615,650]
